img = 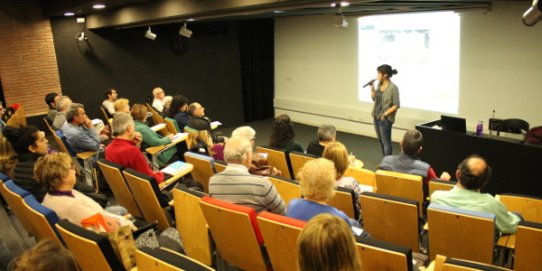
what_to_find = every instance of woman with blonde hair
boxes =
[114,98,130,114]
[298,213,362,271]
[188,129,224,161]
[323,142,363,216]
[287,158,359,227]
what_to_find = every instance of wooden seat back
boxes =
[288,151,317,180]
[360,192,420,252]
[56,219,126,271]
[427,204,495,264]
[255,146,292,179]
[199,196,267,271]
[357,237,413,271]
[172,187,213,266]
[514,221,542,271]
[268,175,301,205]
[213,160,227,173]
[0,180,35,236]
[376,170,424,217]
[135,247,215,271]
[97,159,143,218]
[183,152,216,193]
[496,194,542,224]
[164,117,180,134]
[327,186,358,219]
[256,211,306,271]
[146,103,168,136]
[122,169,172,231]
[344,166,376,187]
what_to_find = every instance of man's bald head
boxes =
[457,155,492,190]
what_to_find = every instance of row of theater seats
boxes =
[178,150,542,270]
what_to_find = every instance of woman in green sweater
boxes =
[130,104,177,166]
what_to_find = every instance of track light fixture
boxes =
[523,0,542,26]
[179,22,192,38]
[334,14,349,28]
[145,26,157,40]
[75,17,88,41]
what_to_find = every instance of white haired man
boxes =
[209,136,286,214]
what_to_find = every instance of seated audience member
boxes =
[431,155,522,234]
[269,114,304,153]
[105,112,166,184]
[52,96,72,130]
[152,87,170,113]
[167,95,190,131]
[298,214,362,271]
[3,126,105,205]
[307,124,336,157]
[287,158,360,227]
[209,136,286,214]
[37,153,134,230]
[44,92,60,123]
[102,88,118,116]
[0,103,6,131]
[131,104,178,166]
[187,102,212,131]
[0,133,17,178]
[61,104,104,153]
[323,142,363,216]
[8,239,78,271]
[113,98,130,114]
[379,129,450,184]
[188,130,224,161]
[231,125,281,176]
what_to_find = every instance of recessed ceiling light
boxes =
[64,12,75,16]
[93,3,106,9]
[340,1,350,7]
[274,10,284,14]
[187,18,195,22]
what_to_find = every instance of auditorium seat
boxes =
[255,146,292,179]
[199,196,268,271]
[288,151,317,180]
[495,194,542,224]
[267,175,301,205]
[184,151,216,193]
[122,168,174,231]
[172,186,213,266]
[357,237,413,271]
[376,170,424,217]
[361,192,420,252]
[427,203,495,264]
[135,247,215,271]
[256,211,306,271]
[513,221,542,270]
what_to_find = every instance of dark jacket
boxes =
[174,111,190,131]
[13,152,46,202]
[188,116,212,131]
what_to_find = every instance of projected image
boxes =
[358,12,460,114]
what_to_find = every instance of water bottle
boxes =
[476,121,483,136]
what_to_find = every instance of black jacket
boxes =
[13,152,46,202]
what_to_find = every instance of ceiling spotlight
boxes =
[76,31,88,41]
[179,23,192,38]
[145,26,157,40]
[64,12,75,16]
[523,0,542,26]
[334,14,349,28]
[93,3,106,9]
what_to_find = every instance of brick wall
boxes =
[0,0,61,116]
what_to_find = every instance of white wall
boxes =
[274,2,542,141]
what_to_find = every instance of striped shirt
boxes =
[209,164,286,215]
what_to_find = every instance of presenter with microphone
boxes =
[369,64,400,156]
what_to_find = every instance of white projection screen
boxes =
[358,12,460,114]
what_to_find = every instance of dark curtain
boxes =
[238,19,275,122]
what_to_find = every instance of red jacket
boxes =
[105,138,164,183]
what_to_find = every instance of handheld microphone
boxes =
[363,79,376,88]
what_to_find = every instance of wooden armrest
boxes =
[150,123,166,132]
[506,234,516,249]
[168,199,175,206]
[497,235,510,247]
[76,151,97,160]
[158,163,194,190]
[146,145,166,155]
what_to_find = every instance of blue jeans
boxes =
[374,119,393,156]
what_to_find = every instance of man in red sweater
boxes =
[105,112,165,184]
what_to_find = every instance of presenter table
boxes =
[416,120,542,198]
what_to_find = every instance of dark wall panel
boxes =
[50,18,244,127]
